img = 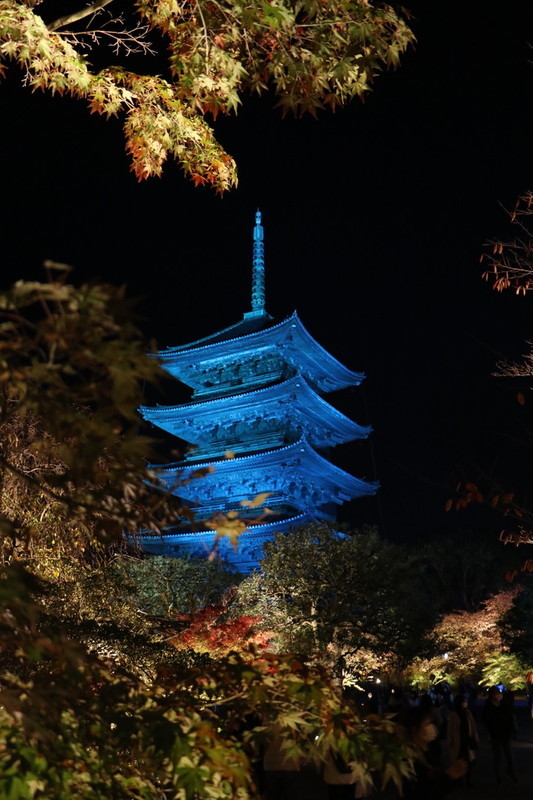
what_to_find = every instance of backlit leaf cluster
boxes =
[0,0,414,190]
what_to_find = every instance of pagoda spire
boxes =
[251,209,265,313]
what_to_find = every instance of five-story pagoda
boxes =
[137,212,377,571]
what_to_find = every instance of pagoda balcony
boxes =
[183,431,293,462]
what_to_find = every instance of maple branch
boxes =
[61,24,156,57]
[195,0,211,75]
[201,690,248,708]
[0,450,79,509]
[47,0,116,33]
[0,449,169,526]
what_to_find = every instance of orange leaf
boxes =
[240,492,272,509]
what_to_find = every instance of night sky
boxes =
[1,0,532,541]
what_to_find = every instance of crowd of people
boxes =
[260,681,521,800]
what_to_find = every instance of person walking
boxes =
[526,672,533,720]
[482,686,517,785]
[375,707,466,799]
[447,694,479,786]
[323,749,364,799]
[262,724,303,800]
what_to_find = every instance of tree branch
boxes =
[47,0,116,33]
[0,450,95,512]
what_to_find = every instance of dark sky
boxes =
[1,0,532,541]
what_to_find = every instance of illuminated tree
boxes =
[115,553,240,616]
[37,552,245,678]
[403,588,520,689]
[0,0,414,190]
[499,575,533,667]
[480,651,527,690]
[234,524,431,682]
[171,602,270,656]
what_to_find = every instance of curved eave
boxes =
[153,438,378,499]
[140,375,371,444]
[151,312,364,391]
[131,512,311,545]
[127,512,314,573]
[286,314,364,390]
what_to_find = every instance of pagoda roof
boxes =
[153,311,364,393]
[165,309,274,350]
[152,438,378,514]
[129,512,312,573]
[140,375,370,449]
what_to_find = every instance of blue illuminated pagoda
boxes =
[137,212,377,571]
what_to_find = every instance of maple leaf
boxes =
[240,492,271,509]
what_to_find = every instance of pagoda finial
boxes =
[251,209,265,313]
